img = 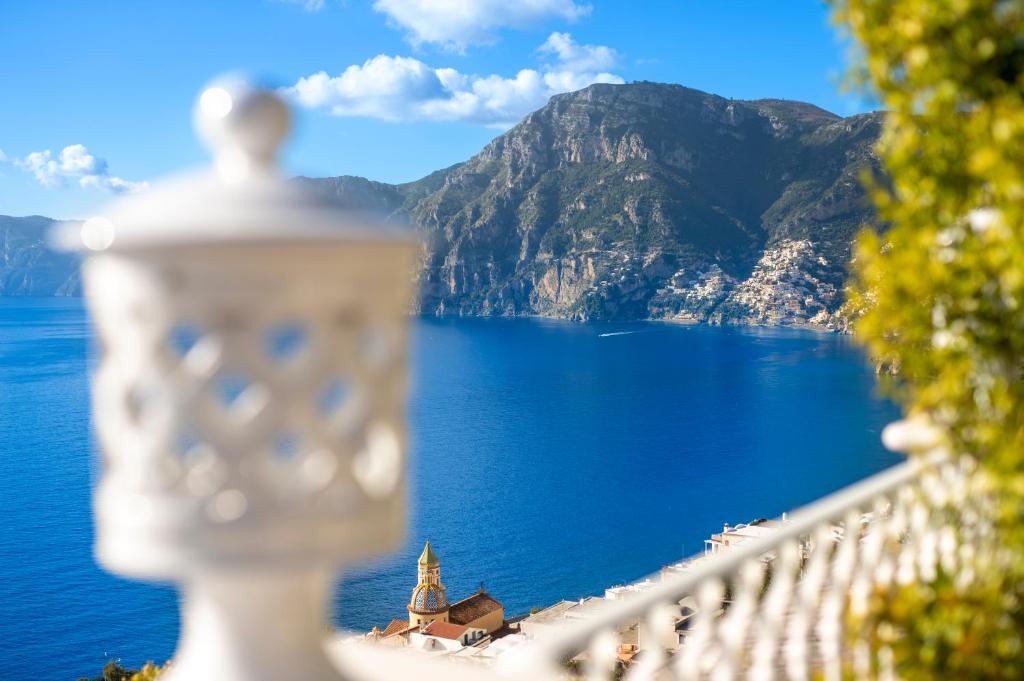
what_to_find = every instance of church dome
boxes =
[409,582,449,613]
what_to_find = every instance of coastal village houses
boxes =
[369,542,506,652]
[359,519,796,668]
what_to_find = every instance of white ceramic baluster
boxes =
[628,602,674,681]
[816,507,861,681]
[849,495,891,679]
[64,78,418,681]
[783,524,829,681]
[674,578,725,681]
[803,524,837,674]
[713,561,761,681]
[894,485,919,587]
[585,629,620,681]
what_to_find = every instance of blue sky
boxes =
[0,1,869,219]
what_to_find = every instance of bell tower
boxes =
[407,541,450,627]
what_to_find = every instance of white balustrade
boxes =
[486,417,981,681]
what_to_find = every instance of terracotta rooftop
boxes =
[448,590,503,626]
[421,620,469,641]
[382,618,415,638]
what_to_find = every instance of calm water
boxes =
[0,299,900,680]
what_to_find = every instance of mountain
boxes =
[0,215,80,295]
[1,82,883,327]
[304,82,883,327]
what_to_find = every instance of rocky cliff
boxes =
[0,215,80,295]
[3,82,884,328]
[306,82,883,327]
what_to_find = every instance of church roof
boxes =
[421,620,469,641]
[382,618,413,638]
[448,590,503,626]
[418,541,440,567]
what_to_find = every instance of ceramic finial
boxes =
[194,77,290,180]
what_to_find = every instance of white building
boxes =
[704,518,786,556]
[410,620,488,652]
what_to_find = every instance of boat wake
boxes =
[598,331,638,338]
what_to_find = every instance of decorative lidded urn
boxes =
[56,79,417,680]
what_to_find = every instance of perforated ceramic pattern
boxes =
[87,249,411,531]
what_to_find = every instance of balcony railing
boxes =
[329,419,980,681]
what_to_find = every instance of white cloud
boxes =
[539,31,616,72]
[373,0,591,50]
[285,32,623,127]
[57,144,107,176]
[277,0,326,12]
[290,55,447,118]
[17,150,62,188]
[14,144,147,194]
[0,148,7,164]
[79,173,148,194]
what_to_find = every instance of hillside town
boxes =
[649,239,845,329]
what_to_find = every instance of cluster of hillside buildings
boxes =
[649,239,844,329]
[357,519,792,670]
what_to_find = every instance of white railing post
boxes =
[58,78,418,681]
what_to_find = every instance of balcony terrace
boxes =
[65,1,1024,668]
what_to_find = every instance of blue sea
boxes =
[0,298,900,680]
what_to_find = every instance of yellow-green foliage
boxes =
[832,0,1024,677]
[129,662,168,681]
[79,661,168,681]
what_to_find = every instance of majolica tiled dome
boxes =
[410,582,448,612]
